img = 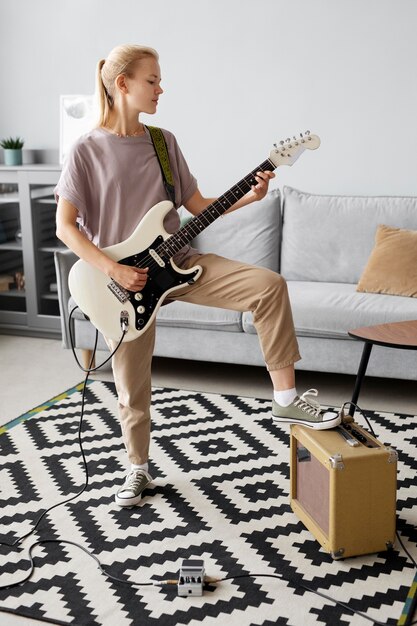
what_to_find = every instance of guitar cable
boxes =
[0,310,416,626]
[0,307,125,552]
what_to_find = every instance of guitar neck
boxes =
[158,158,276,259]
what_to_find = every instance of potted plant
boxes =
[0,137,24,166]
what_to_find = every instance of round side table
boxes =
[348,319,417,415]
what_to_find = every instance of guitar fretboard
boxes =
[156,158,276,259]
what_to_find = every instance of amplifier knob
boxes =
[134,292,143,301]
[136,305,145,314]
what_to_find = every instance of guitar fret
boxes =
[219,197,233,209]
[166,240,177,254]
[187,222,200,237]
[224,190,237,204]
[235,181,248,194]
[230,187,242,199]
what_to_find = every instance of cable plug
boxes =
[339,404,354,424]
[120,310,129,332]
[204,576,220,584]
[152,579,178,587]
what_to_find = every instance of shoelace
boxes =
[294,388,322,417]
[122,469,150,493]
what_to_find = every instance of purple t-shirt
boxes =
[54,126,198,264]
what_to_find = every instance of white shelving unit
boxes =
[0,165,63,338]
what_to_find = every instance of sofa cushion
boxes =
[69,296,242,333]
[281,186,417,283]
[242,281,417,339]
[357,224,417,297]
[179,188,281,272]
[156,300,242,332]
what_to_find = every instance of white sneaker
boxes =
[115,469,153,507]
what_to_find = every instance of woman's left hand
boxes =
[251,170,275,201]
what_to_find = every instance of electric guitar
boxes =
[68,131,320,342]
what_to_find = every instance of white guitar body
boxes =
[69,132,320,343]
[69,200,203,342]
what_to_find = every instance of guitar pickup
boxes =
[149,248,165,267]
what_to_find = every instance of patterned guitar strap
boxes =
[146,125,176,204]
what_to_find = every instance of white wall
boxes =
[1,0,417,196]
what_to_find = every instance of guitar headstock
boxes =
[269,131,321,167]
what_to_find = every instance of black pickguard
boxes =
[119,236,199,331]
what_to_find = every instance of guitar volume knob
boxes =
[136,305,145,313]
[134,292,143,301]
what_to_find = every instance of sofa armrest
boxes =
[54,248,77,348]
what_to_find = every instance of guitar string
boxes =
[123,159,275,277]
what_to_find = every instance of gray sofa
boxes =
[55,186,417,380]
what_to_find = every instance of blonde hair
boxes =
[96,44,159,127]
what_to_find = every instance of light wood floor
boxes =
[1,335,416,423]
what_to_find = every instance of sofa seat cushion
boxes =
[69,296,242,333]
[242,281,417,339]
[156,301,242,332]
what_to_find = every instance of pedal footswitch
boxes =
[177,559,205,596]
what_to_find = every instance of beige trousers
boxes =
[106,253,301,465]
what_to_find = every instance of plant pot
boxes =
[3,149,23,166]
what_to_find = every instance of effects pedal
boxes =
[177,559,205,596]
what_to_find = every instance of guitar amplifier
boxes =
[290,421,397,559]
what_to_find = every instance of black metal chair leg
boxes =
[349,342,373,416]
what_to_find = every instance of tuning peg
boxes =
[286,138,290,142]
[300,133,303,138]
[305,130,310,135]
[279,140,285,145]
[273,143,277,148]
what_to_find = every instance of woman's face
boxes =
[120,57,163,114]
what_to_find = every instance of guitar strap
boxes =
[146,125,176,204]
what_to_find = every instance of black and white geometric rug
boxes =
[0,380,416,625]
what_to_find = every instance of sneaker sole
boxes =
[115,492,145,507]
[272,413,342,430]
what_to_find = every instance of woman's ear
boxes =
[115,74,128,95]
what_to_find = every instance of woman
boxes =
[55,44,340,508]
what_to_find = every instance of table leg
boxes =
[349,342,373,416]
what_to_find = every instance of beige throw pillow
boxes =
[357,224,417,297]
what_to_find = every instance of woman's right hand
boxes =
[56,198,149,292]
[110,263,149,291]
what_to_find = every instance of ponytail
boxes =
[96,59,112,128]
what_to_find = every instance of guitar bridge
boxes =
[107,280,129,303]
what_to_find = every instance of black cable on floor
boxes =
[0,329,98,550]
[0,539,154,592]
[214,573,387,625]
